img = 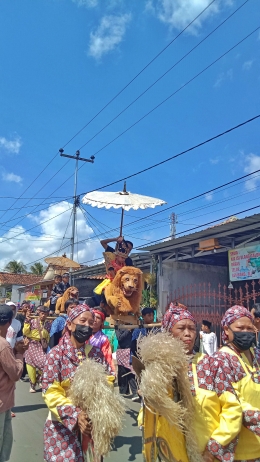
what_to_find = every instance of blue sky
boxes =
[0,0,259,269]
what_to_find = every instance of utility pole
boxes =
[170,212,177,239]
[59,149,94,282]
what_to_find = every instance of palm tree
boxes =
[30,262,46,276]
[4,260,27,274]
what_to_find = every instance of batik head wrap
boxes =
[221,305,253,342]
[161,303,196,332]
[93,309,106,323]
[68,304,93,322]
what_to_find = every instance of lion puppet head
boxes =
[104,266,143,315]
[55,286,79,314]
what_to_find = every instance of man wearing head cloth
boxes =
[23,305,52,393]
[42,304,112,462]
[130,307,158,401]
[0,305,28,461]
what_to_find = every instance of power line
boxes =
[18,167,260,266]
[137,204,260,249]
[83,27,259,158]
[67,0,217,147]
[0,206,72,246]
[68,203,260,265]
[0,160,71,233]
[126,194,260,237]
[81,170,260,224]
[79,114,260,195]
[78,0,250,151]
[118,175,260,233]
[0,199,70,227]
[6,1,220,220]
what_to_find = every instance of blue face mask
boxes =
[229,327,256,351]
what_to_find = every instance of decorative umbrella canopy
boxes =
[82,182,166,234]
[82,189,166,211]
[44,256,81,269]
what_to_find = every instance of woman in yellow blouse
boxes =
[23,306,51,392]
[206,305,260,462]
[137,304,245,462]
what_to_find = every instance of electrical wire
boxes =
[0,206,72,246]
[22,201,260,268]
[79,114,260,196]
[81,170,260,223]
[59,208,74,254]
[67,0,218,147]
[0,199,70,227]
[0,160,71,233]
[82,27,260,158]
[0,0,218,231]
[137,204,260,249]
[78,0,250,151]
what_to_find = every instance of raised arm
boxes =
[100,236,123,250]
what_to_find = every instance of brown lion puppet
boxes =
[104,266,143,316]
[55,286,79,314]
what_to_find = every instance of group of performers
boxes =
[2,233,260,462]
[137,303,260,462]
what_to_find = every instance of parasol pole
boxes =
[119,181,127,236]
[119,209,124,236]
[59,149,95,283]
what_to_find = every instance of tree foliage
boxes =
[4,260,27,274]
[30,262,46,275]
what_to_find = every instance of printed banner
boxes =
[229,244,260,281]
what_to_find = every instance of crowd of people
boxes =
[0,236,260,461]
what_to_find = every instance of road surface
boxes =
[12,379,143,462]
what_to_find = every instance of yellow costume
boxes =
[143,389,190,462]
[134,333,202,462]
[23,318,51,389]
[192,347,260,461]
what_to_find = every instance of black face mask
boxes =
[72,324,93,343]
[229,327,256,351]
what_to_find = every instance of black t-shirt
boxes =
[106,245,133,266]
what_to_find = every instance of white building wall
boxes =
[11,285,23,303]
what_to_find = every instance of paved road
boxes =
[12,380,143,462]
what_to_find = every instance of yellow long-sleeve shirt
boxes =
[23,318,50,342]
[192,347,260,461]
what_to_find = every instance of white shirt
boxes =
[200,331,217,356]
[6,318,23,349]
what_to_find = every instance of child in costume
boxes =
[93,240,131,305]
[49,273,70,311]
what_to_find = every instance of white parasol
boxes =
[82,182,166,234]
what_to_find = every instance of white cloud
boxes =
[0,136,22,154]
[205,192,213,201]
[72,0,99,7]
[146,0,232,33]
[210,157,220,165]
[88,13,131,60]
[0,201,100,268]
[244,153,260,191]
[2,172,23,183]
[243,60,253,71]
[214,68,233,87]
